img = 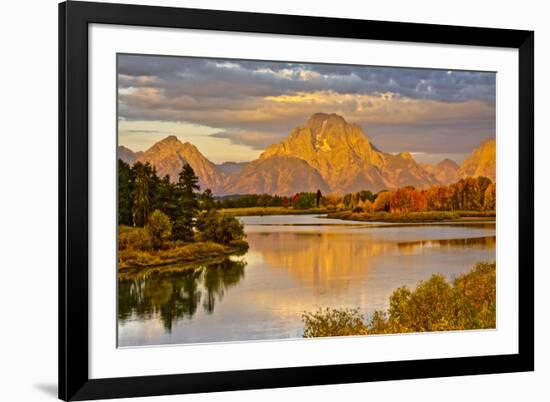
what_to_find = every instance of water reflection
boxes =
[397,236,496,253]
[250,232,392,293]
[118,257,246,331]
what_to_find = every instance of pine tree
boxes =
[118,159,135,226]
[131,162,153,227]
[200,189,215,211]
[152,174,178,221]
[172,163,200,241]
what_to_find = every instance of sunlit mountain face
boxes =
[118,113,495,196]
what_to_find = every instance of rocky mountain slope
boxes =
[126,136,225,193]
[260,113,438,193]
[216,161,248,176]
[117,145,142,164]
[458,138,496,182]
[224,155,330,195]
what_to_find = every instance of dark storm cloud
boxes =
[118,55,495,103]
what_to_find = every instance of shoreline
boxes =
[320,210,495,224]
[118,240,248,271]
[221,207,495,223]
[220,206,328,216]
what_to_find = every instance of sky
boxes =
[117,54,496,165]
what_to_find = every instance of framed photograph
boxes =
[59,1,534,400]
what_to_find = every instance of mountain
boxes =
[260,113,437,193]
[217,161,248,176]
[224,155,330,196]
[421,158,460,184]
[118,117,495,196]
[134,136,225,192]
[117,145,142,164]
[458,138,496,182]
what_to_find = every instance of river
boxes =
[118,214,496,346]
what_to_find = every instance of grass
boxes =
[220,206,329,216]
[218,206,495,221]
[456,211,496,218]
[325,210,495,223]
[118,240,248,270]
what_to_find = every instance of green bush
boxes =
[146,209,172,249]
[118,226,152,251]
[196,210,246,245]
[302,308,368,338]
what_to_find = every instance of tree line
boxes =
[118,159,244,249]
[213,176,495,213]
[214,190,324,210]
[322,176,495,213]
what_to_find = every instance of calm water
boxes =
[118,215,496,346]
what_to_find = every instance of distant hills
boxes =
[118,113,496,195]
[117,145,142,165]
[421,159,460,185]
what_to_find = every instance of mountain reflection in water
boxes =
[397,236,496,252]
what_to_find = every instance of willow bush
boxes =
[302,261,496,337]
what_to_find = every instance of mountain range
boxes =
[118,113,496,195]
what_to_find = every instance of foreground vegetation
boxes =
[302,261,496,337]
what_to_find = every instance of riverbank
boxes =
[324,210,495,223]
[118,240,248,270]
[220,206,329,216]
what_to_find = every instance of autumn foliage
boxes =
[302,261,496,337]
[337,176,495,214]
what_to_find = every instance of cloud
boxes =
[210,130,284,150]
[117,55,496,103]
[117,54,496,155]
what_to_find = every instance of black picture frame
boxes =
[59,1,534,400]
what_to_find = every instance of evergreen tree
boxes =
[200,189,215,211]
[152,174,178,221]
[131,162,154,227]
[118,159,135,225]
[172,163,200,241]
